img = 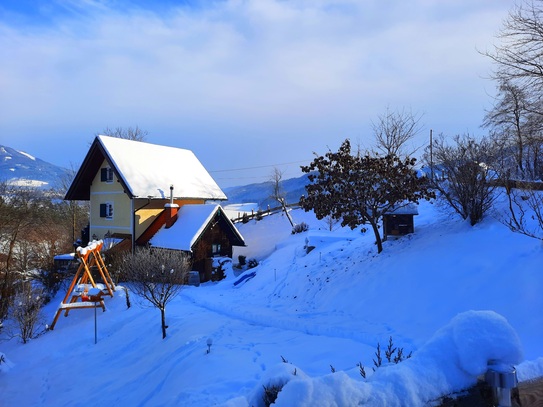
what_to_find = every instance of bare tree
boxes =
[9,284,46,344]
[425,134,499,226]
[322,215,340,232]
[485,1,543,96]
[483,80,530,178]
[96,126,148,142]
[0,184,35,321]
[1,183,80,315]
[270,167,295,228]
[58,163,90,244]
[502,184,543,241]
[482,1,543,181]
[483,78,543,180]
[120,247,189,339]
[372,107,423,158]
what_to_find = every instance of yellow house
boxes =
[65,135,230,252]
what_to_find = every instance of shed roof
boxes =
[65,135,226,201]
[385,202,419,215]
[149,204,245,251]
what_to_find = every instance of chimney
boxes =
[165,185,179,228]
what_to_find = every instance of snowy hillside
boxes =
[1,197,542,406]
[0,145,69,189]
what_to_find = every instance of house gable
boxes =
[65,138,130,201]
[65,135,226,201]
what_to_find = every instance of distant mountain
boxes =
[222,173,311,208]
[0,145,70,189]
[0,142,308,199]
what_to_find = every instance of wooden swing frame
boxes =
[50,240,116,330]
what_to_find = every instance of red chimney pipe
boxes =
[165,185,179,228]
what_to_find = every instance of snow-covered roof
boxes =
[98,135,226,200]
[150,204,244,251]
[385,202,419,215]
[53,253,76,261]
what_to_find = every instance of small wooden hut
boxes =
[149,204,245,282]
[383,203,419,237]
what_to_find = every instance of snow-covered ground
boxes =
[1,198,542,406]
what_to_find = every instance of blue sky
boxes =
[0,0,512,187]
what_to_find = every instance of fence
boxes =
[230,202,301,224]
[490,179,543,192]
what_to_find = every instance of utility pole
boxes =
[429,129,434,182]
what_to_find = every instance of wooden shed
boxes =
[149,204,245,282]
[383,203,419,237]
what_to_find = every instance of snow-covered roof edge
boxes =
[385,202,419,215]
[188,204,221,250]
[97,135,227,200]
[149,204,245,252]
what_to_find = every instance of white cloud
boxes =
[0,0,512,185]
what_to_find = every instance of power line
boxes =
[214,175,272,181]
[209,159,310,173]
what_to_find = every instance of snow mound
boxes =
[239,310,523,407]
[517,357,543,382]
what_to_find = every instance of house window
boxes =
[100,167,114,183]
[212,243,221,256]
[99,202,113,220]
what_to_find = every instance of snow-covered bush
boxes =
[247,359,302,407]
[9,285,46,344]
[33,269,64,303]
[291,222,309,234]
[247,258,258,269]
[212,258,233,281]
[262,383,282,406]
[104,249,129,284]
[357,336,412,378]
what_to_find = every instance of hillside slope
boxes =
[1,198,542,406]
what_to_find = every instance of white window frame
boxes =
[100,202,114,220]
[101,167,114,183]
